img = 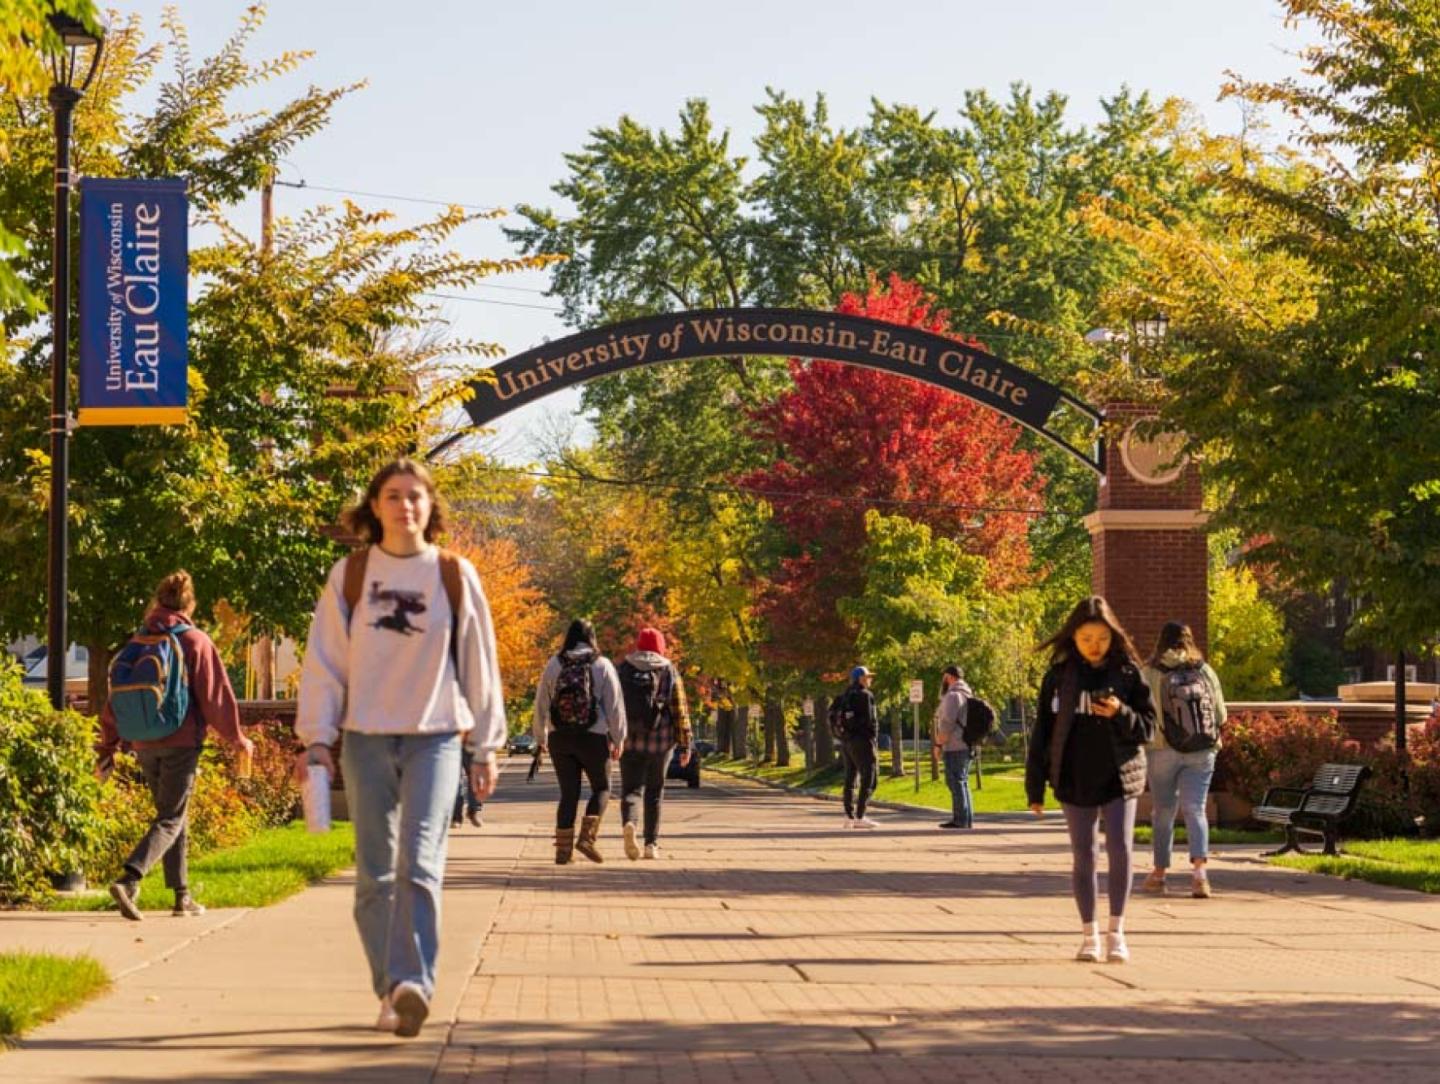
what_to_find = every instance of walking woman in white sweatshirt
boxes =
[295,458,507,1038]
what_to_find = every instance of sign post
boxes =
[908,679,924,792]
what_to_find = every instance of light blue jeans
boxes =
[1147,746,1218,868]
[942,748,974,827]
[341,730,461,1002]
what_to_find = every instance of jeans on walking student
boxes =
[453,747,484,827]
[1141,621,1228,899]
[1026,597,1156,965]
[942,747,974,829]
[619,747,670,848]
[295,458,506,1038]
[343,730,460,1006]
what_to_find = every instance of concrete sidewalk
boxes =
[4,760,1440,1082]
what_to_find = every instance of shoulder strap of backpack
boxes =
[342,548,369,629]
[437,549,464,671]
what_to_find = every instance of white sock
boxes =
[1108,915,1125,935]
[1083,921,1099,939]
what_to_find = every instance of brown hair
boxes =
[1037,595,1141,668]
[340,457,448,544]
[154,570,196,613]
[1148,621,1203,667]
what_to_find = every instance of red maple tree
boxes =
[740,274,1045,672]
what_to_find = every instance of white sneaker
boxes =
[389,981,429,1038]
[623,822,641,861]
[1106,932,1130,964]
[375,994,399,1033]
[842,817,855,829]
[643,843,659,860]
[854,816,879,829]
[1075,935,1103,962]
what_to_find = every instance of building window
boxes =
[1386,665,1419,683]
[1348,595,1363,619]
[1324,596,1337,628]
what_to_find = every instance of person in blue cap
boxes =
[836,665,880,828]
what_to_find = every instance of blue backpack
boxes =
[108,622,192,742]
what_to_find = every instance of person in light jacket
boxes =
[1140,621,1228,899]
[295,458,506,1039]
[533,618,626,865]
[1026,596,1156,965]
[932,664,974,829]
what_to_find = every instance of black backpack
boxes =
[619,661,672,732]
[1159,664,1220,752]
[961,694,997,747]
[827,689,855,739]
[550,654,597,730]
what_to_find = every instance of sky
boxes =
[110,0,1314,461]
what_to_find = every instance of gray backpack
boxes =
[1159,665,1219,752]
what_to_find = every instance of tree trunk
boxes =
[717,705,735,758]
[767,696,790,767]
[737,705,752,760]
[85,640,111,718]
[762,696,777,763]
[889,706,904,777]
[814,694,834,768]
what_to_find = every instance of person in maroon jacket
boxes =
[96,571,253,920]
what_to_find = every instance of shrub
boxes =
[218,719,301,828]
[0,661,103,905]
[1220,709,1440,837]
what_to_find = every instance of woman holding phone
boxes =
[1025,597,1156,964]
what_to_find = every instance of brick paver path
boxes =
[4,760,1438,1082]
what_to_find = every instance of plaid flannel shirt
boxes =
[626,663,691,757]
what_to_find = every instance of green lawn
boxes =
[1272,838,1440,894]
[707,755,1054,813]
[1133,825,1281,846]
[0,952,110,1046]
[51,822,356,914]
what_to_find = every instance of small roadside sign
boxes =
[908,679,924,704]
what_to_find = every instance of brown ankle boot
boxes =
[575,814,604,864]
[555,827,575,865]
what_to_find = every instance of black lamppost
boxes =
[44,12,104,710]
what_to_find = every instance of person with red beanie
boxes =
[617,627,691,860]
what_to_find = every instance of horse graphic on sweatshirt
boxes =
[366,581,427,636]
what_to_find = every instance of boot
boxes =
[555,827,575,865]
[576,814,605,864]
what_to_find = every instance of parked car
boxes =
[507,733,537,756]
[692,739,716,758]
[667,746,702,788]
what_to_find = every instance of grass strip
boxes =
[1271,838,1440,894]
[51,821,356,913]
[0,952,110,1045]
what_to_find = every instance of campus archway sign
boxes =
[453,308,1104,472]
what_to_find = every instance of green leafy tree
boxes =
[1090,0,1440,664]
[1209,562,1290,700]
[0,7,545,707]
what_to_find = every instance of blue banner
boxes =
[78,178,188,426]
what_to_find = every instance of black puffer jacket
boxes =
[1025,657,1155,807]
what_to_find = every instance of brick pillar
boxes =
[1085,402,1209,656]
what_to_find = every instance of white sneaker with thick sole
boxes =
[390,981,429,1038]
[643,843,660,860]
[375,994,399,1033]
[1106,932,1131,964]
[854,816,879,829]
[1075,935,1103,962]
[841,817,855,829]
[623,822,641,861]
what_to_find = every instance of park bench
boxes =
[1254,762,1371,857]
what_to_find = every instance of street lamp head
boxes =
[45,11,105,96]
[1132,312,1169,347]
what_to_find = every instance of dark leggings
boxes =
[549,729,611,830]
[620,749,672,845]
[842,737,878,818]
[1061,797,1137,923]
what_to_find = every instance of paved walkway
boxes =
[3,760,1439,1082]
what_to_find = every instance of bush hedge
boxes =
[0,658,303,905]
[1219,708,1440,837]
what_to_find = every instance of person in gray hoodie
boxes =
[533,619,626,864]
[932,665,974,829]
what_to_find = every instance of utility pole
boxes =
[253,166,276,699]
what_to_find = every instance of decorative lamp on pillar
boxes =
[43,10,105,710]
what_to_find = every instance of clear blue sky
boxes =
[116,0,1312,460]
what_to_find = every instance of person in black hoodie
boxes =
[1026,596,1155,965]
[838,666,880,829]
